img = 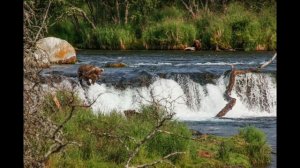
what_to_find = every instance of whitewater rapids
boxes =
[60,73,276,121]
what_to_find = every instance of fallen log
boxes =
[215,53,277,117]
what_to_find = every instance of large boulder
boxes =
[34,37,77,67]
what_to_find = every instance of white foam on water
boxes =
[175,61,257,66]
[43,73,276,121]
[133,62,172,66]
[195,61,257,66]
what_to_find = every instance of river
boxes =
[43,50,276,167]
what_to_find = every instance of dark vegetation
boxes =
[46,0,276,51]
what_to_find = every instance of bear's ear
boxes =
[95,67,104,73]
[86,67,97,74]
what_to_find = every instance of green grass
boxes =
[48,2,276,51]
[239,126,272,166]
[43,90,272,167]
[143,20,196,49]
[93,26,135,49]
[151,6,185,22]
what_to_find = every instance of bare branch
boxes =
[92,132,137,151]
[49,6,97,29]
[44,141,67,160]
[258,53,277,69]
[180,0,196,18]
[34,0,52,43]
[125,111,175,168]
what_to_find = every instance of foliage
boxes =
[42,91,271,168]
[151,6,185,22]
[143,20,196,49]
[87,26,135,49]
[46,0,276,51]
[239,126,272,166]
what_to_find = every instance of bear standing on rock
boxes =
[78,65,104,86]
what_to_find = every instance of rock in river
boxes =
[104,62,127,68]
[34,37,77,67]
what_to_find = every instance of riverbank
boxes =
[43,90,272,168]
[39,50,275,167]
[48,1,276,51]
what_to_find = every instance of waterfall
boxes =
[69,73,276,120]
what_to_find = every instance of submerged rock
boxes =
[104,62,127,68]
[34,37,77,67]
[190,129,203,136]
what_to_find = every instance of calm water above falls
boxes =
[43,50,276,167]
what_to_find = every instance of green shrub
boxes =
[194,14,214,50]
[151,6,185,22]
[257,5,277,50]
[143,20,196,49]
[90,26,135,49]
[225,2,255,50]
[195,12,232,50]
[48,20,79,44]
[146,121,191,163]
[239,126,272,166]
[210,16,232,50]
[217,141,231,161]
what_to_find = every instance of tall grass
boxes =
[93,26,135,49]
[151,6,185,22]
[143,20,196,49]
[257,5,277,50]
[239,126,272,166]
[193,2,276,51]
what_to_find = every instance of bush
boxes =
[151,6,185,22]
[143,20,196,49]
[48,19,80,45]
[195,12,232,50]
[257,5,277,50]
[90,26,135,49]
[217,141,231,161]
[224,2,256,50]
[239,126,272,166]
[146,121,191,162]
[194,13,214,50]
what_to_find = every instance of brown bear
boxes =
[192,40,201,50]
[78,65,104,86]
